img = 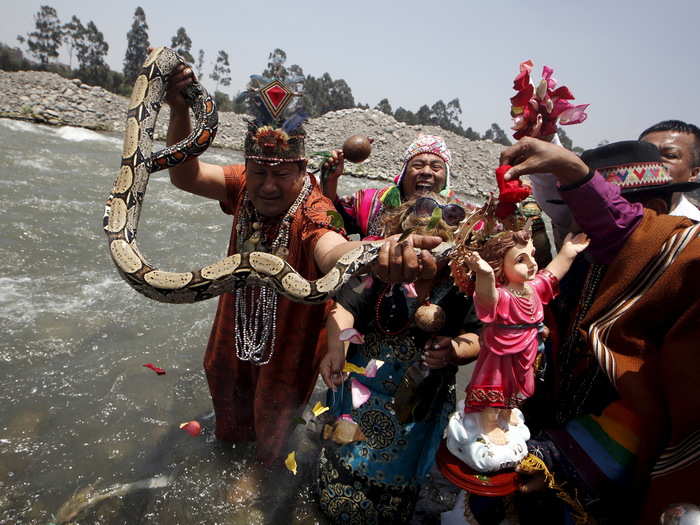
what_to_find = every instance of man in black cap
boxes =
[499,137,700,524]
[639,119,700,221]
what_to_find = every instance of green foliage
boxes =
[557,127,574,150]
[195,49,205,78]
[26,5,63,66]
[0,42,33,71]
[303,73,355,117]
[210,50,231,92]
[482,123,512,146]
[375,98,392,115]
[214,91,233,112]
[170,27,194,63]
[427,207,442,230]
[263,48,288,79]
[75,21,110,86]
[123,6,149,84]
[62,15,84,69]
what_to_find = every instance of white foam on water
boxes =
[0,118,52,135]
[13,155,53,172]
[53,126,121,146]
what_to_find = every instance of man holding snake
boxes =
[163,65,446,473]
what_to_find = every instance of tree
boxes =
[75,21,110,85]
[26,5,63,66]
[482,123,512,146]
[375,98,392,115]
[195,49,205,78]
[394,107,417,125]
[210,50,231,92]
[62,15,84,69]
[170,27,193,63]
[557,127,574,150]
[263,48,288,80]
[214,91,233,112]
[123,7,150,84]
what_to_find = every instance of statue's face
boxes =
[401,153,447,199]
[502,239,537,285]
[245,160,307,218]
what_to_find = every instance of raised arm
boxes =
[463,251,498,313]
[164,64,227,202]
[544,232,590,280]
[500,137,643,263]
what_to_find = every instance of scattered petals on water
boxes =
[312,401,330,417]
[179,420,201,436]
[285,451,297,475]
[143,363,166,375]
[365,359,384,378]
[351,378,371,408]
[342,362,366,375]
[339,328,365,344]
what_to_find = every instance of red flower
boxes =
[509,61,588,140]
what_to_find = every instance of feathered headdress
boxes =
[237,74,309,164]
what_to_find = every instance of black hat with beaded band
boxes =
[238,74,309,165]
[580,140,700,194]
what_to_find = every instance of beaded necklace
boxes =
[233,177,312,365]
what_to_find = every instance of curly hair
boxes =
[479,229,532,284]
[380,193,460,242]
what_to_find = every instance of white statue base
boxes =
[445,400,530,473]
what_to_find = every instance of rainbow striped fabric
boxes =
[563,401,641,485]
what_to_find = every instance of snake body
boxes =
[103,47,456,305]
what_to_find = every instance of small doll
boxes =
[446,218,588,473]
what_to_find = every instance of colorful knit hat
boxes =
[392,135,452,200]
[581,140,700,194]
[238,76,308,164]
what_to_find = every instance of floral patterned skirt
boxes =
[317,446,419,524]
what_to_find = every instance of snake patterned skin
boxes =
[103,47,457,305]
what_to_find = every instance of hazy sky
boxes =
[2,0,699,149]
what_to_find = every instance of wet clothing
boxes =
[524,173,700,523]
[318,277,479,524]
[204,165,342,465]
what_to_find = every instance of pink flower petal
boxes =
[403,283,417,298]
[365,360,377,378]
[179,420,201,436]
[339,328,365,345]
[541,65,554,80]
[351,378,371,408]
[519,59,534,74]
[143,363,166,375]
[338,413,354,422]
[351,275,373,293]
[558,104,589,125]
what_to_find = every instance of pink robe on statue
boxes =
[465,271,558,412]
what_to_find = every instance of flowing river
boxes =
[0,118,460,524]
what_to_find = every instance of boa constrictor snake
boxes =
[103,47,471,305]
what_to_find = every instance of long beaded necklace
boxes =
[233,177,312,365]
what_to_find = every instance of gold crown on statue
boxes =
[449,194,531,294]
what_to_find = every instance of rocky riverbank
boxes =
[0,69,504,202]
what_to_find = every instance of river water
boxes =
[0,118,462,524]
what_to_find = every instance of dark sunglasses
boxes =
[411,197,466,226]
